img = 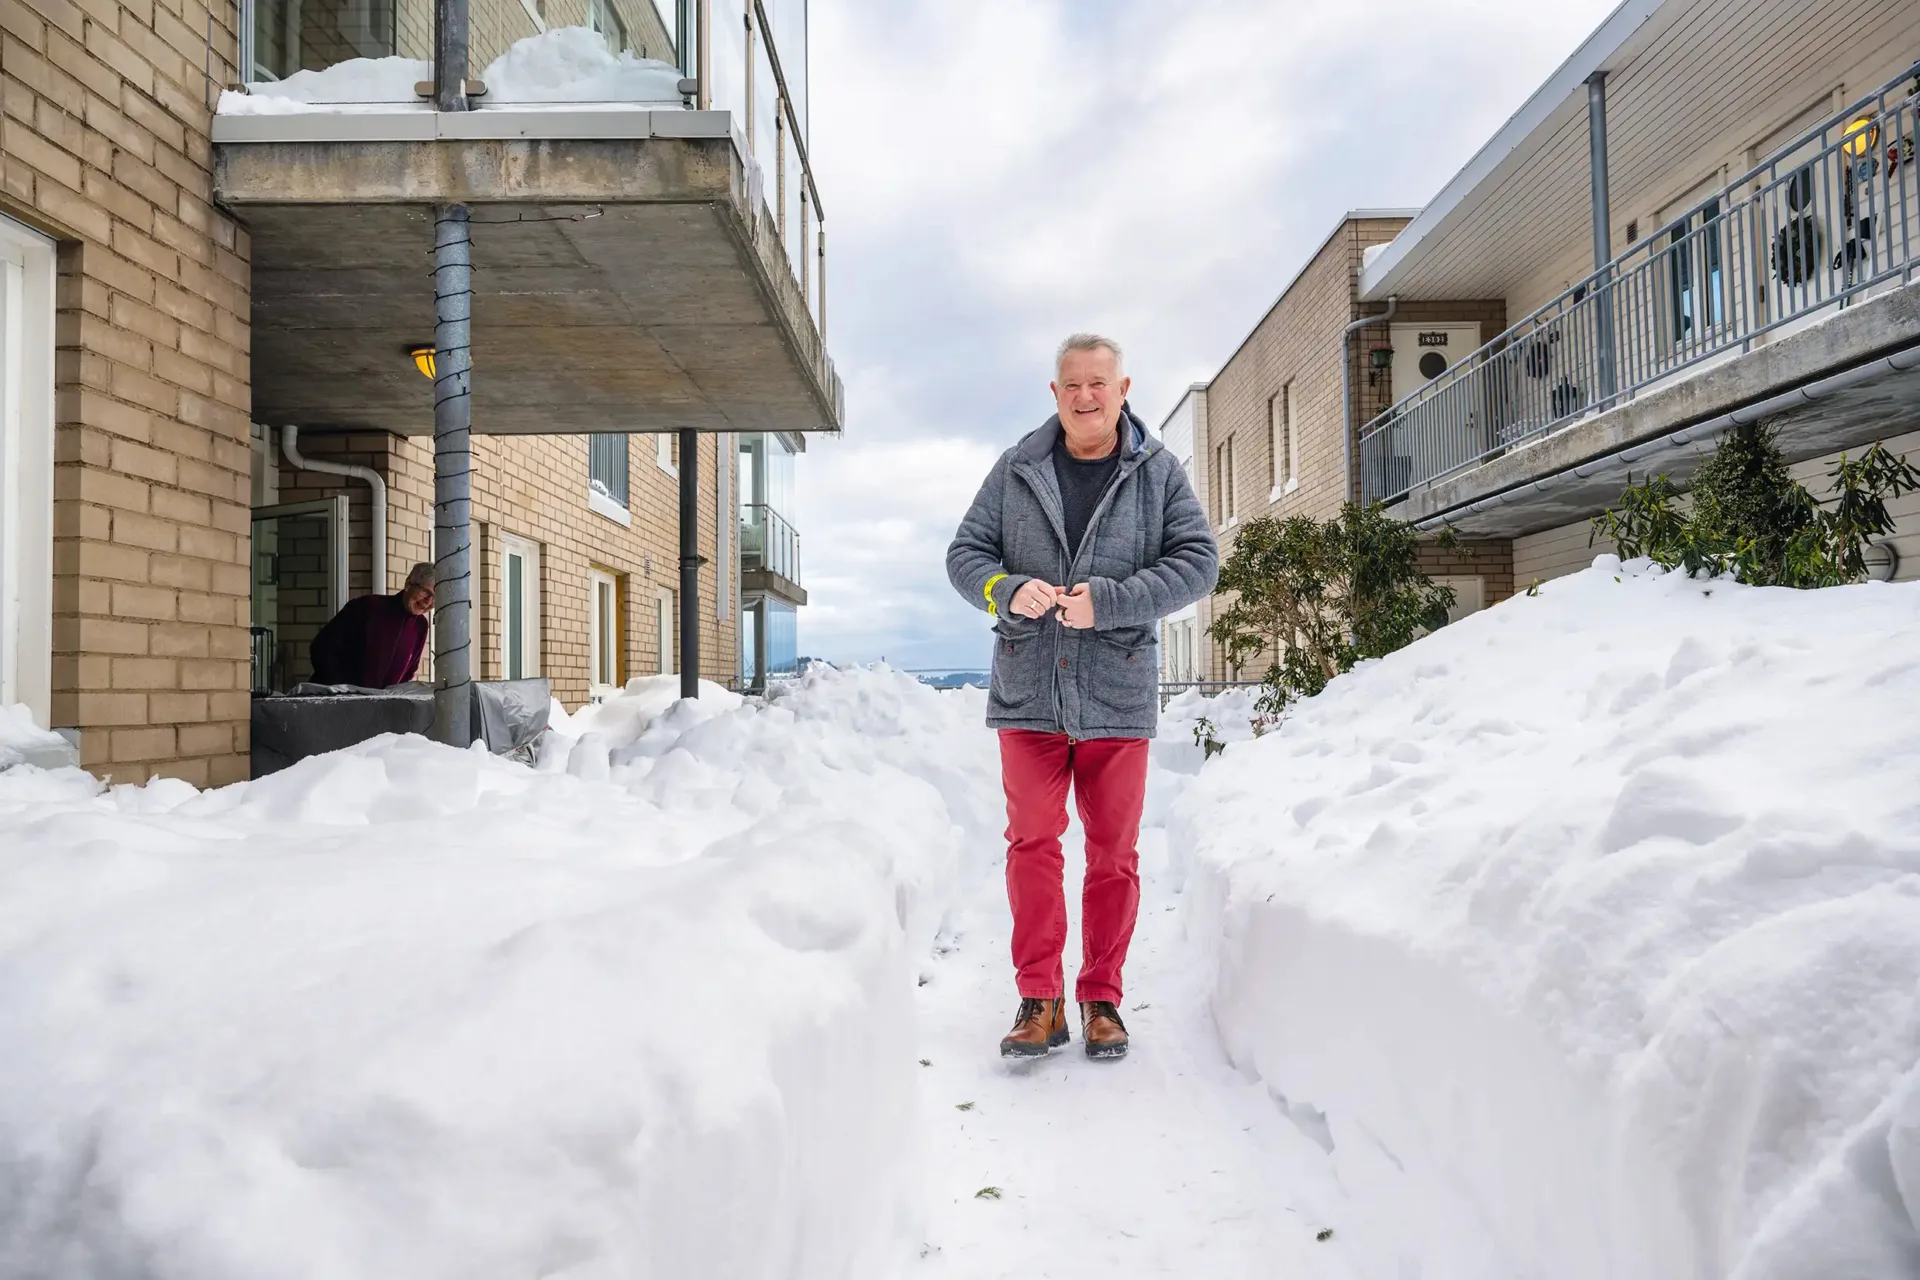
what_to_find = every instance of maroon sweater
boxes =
[308,592,429,688]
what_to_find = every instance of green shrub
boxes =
[1208,501,1455,716]
[1593,423,1918,588]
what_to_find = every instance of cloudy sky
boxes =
[796,0,1620,672]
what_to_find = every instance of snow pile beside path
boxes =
[221,27,681,114]
[0,669,992,1279]
[1172,558,1920,1279]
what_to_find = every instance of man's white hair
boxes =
[1056,333,1125,378]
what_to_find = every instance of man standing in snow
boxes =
[947,335,1218,1060]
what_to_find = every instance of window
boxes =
[0,214,55,728]
[656,432,678,476]
[589,0,630,52]
[589,567,621,699]
[1669,198,1725,343]
[1268,385,1298,499]
[500,533,541,680]
[715,434,730,618]
[1219,435,1237,524]
[588,433,630,524]
[656,587,675,675]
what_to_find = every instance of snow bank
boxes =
[0,668,995,1279]
[220,27,682,114]
[0,704,74,770]
[1171,557,1920,1279]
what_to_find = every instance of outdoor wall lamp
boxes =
[410,346,437,379]
[1369,348,1394,370]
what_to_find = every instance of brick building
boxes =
[3,0,256,785]
[1,0,838,782]
[1188,212,1512,682]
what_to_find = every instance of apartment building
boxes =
[0,0,839,783]
[1358,0,1920,585]
[1189,212,1516,682]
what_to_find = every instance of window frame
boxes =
[0,215,55,728]
[588,566,622,701]
[655,586,675,675]
[499,532,542,681]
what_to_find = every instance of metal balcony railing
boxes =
[740,503,801,586]
[1359,63,1920,506]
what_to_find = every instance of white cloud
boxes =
[799,0,1621,668]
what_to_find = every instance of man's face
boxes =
[404,583,435,616]
[1051,348,1130,440]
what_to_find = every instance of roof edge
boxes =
[1208,209,1416,394]
[1357,0,1669,302]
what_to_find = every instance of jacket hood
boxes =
[1014,401,1156,464]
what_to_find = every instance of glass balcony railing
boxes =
[740,503,801,586]
[234,0,825,338]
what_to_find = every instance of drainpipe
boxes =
[679,428,704,701]
[1587,71,1618,404]
[431,0,474,746]
[1341,294,1397,504]
[280,425,387,595]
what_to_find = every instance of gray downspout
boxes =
[1587,71,1618,405]
[280,425,387,596]
[1341,294,1397,504]
[431,0,474,746]
[679,429,704,701]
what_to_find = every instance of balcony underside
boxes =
[1402,280,1920,537]
[213,122,841,436]
[741,568,806,606]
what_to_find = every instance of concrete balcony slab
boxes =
[214,117,840,437]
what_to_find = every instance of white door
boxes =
[0,217,56,727]
[500,533,541,680]
[656,588,674,675]
[589,567,620,701]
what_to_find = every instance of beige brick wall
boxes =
[3,0,252,786]
[1198,216,1514,680]
[275,429,740,708]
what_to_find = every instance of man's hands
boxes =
[1010,579,1061,619]
[1009,579,1096,629]
[1056,584,1095,629]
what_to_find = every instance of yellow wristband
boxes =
[983,572,1009,617]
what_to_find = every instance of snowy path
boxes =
[907,826,1362,1277]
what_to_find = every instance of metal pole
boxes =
[678,428,703,701]
[431,205,474,746]
[435,0,468,111]
[1340,294,1396,504]
[1587,72,1617,403]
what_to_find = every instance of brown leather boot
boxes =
[999,997,1069,1058]
[1080,1001,1129,1059]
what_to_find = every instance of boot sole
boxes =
[1000,1026,1071,1058]
[1084,1040,1128,1060]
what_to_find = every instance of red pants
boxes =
[998,729,1149,1005]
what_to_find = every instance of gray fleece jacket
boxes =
[946,407,1219,739]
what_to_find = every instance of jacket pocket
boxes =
[991,621,1046,710]
[1085,627,1158,715]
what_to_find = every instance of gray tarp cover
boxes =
[250,679,551,777]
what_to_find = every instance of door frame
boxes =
[498,531,542,680]
[588,565,622,701]
[0,215,55,728]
